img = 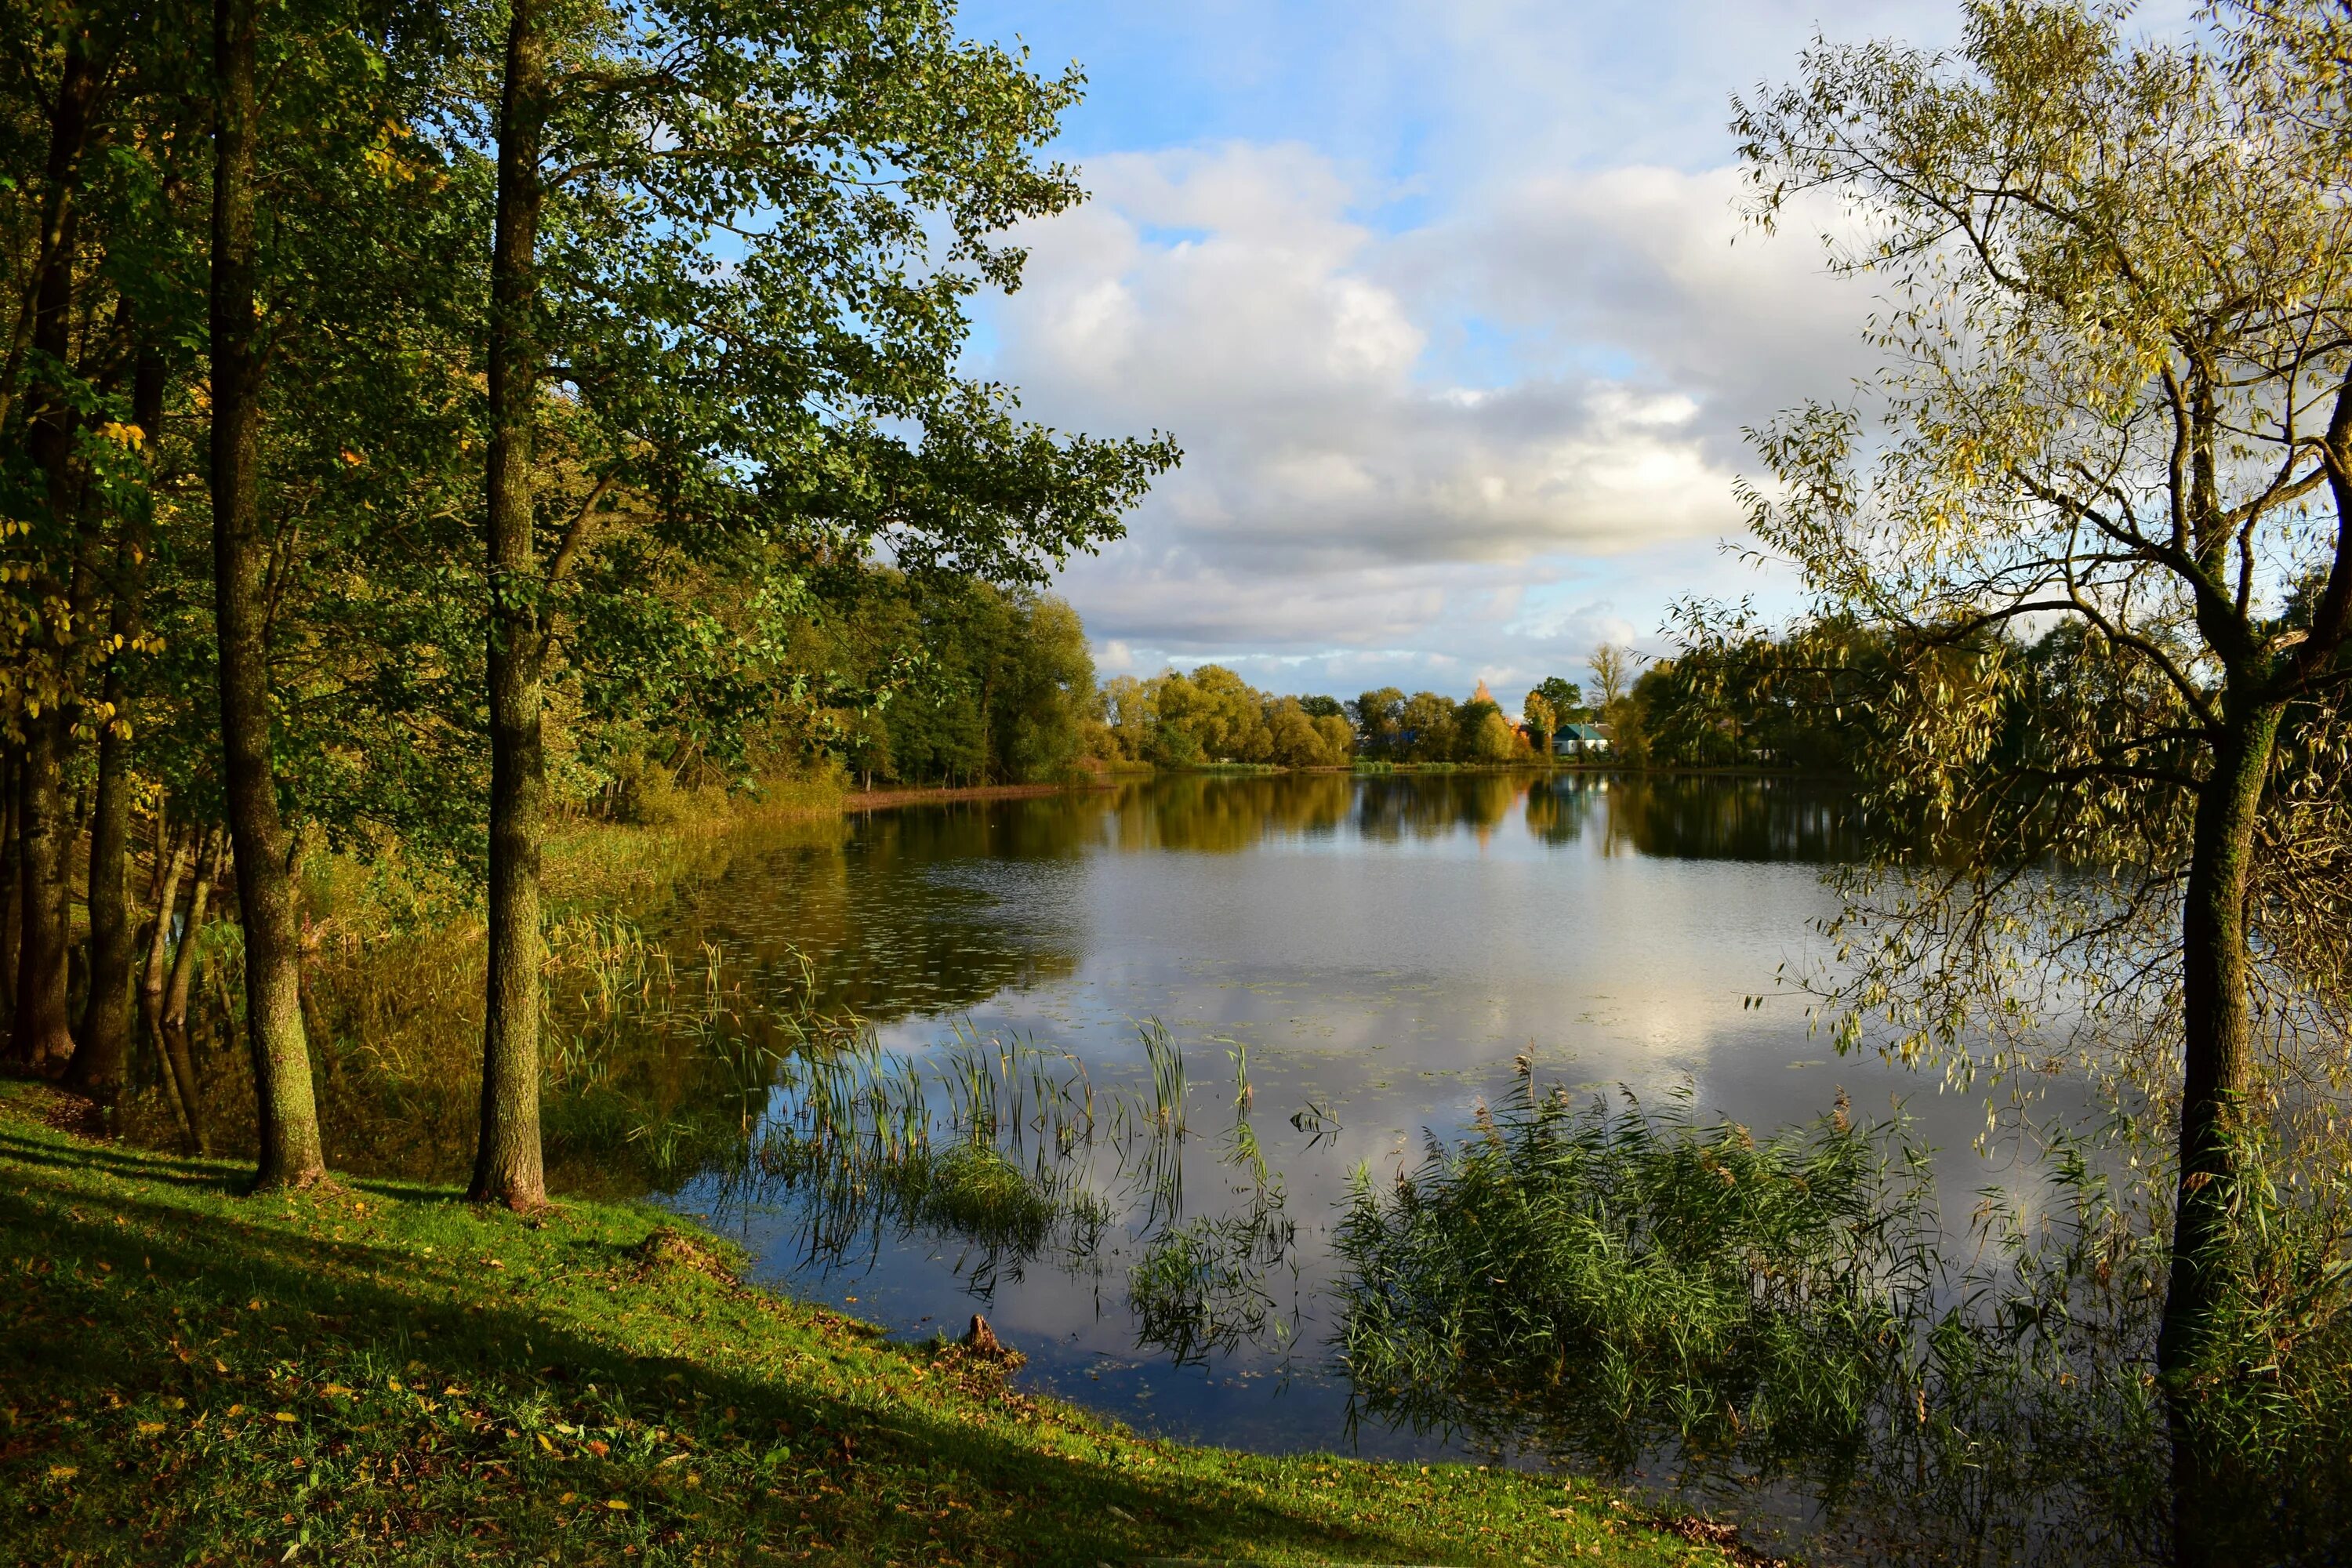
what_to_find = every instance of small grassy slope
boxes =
[0,1087,1745,1568]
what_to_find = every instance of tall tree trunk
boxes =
[162,827,216,1033]
[159,827,216,1156]
[0,750,20,1025]
[211,0,322,1187]
[470,0,548,1210]
[2158,700,2283,1568]
[140,822,196,1148]
[64,337,162,1102]
[11,35,97,1073]
[12,715,75,1067]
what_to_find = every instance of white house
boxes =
[1553,722,1611,757]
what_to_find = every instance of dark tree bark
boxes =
[140,822,197,1149]
[64,336,163,1103]
[162,827,215,1033]
[2156,697,2287,1566]
[12,716,74,1068]
[211,0,322,1186]
[10,34,98,1073]
[0,750,20,1022]
[470,0,548,1210]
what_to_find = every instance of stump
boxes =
[962,1313,1011,1360]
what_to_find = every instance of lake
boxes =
[652,771,2087,1468]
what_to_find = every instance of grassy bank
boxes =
[0,1085,1755,1567]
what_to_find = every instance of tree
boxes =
[991,594,1094,780]
[1733,5,2352,1555]
[1534,675,1586,726]
[472,0,552,1210]
[458,0,1176,1207]
[1264,696,1327,768]
[1397,691,1457,763]
[1312,712,1356,763]
[1097,673,1155,762]
[1350,688,1405,757]
[1174,665,1270,762]
[1468,707,1522,764]
[1588,645,1632,710]
[1522,690,1556,757]
[211,0,325,1188]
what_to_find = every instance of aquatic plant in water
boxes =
[1332,1062,2187,1566]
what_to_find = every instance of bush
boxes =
[606,754,683,826]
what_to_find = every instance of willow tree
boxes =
[1733,4,2352,1559]
[462,0,1175,1208]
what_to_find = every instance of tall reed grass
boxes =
[1331,1059,2352,1565]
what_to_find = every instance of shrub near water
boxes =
[1332,1069,2191,1565]
[1335,1076,1926,1476]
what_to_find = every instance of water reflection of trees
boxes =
[645,808,1085,1029]
[1106,771,1864,860]
[1104,774,1356,852]
[1352,775,1527,842]
[1521,775,1865,862]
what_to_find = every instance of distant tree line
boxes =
[1091,666,1358,768]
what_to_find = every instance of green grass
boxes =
[0,1084,1754,1567]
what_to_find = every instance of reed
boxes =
[1326,1062,2350,1565]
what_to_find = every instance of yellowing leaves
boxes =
[136,1421,166,1436]
[98,421,146,449]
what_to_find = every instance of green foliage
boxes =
[1090,665,1355,770]
[1333,1069,2217,1566]
[780,572,1099,788]
[1532,677,1587,728]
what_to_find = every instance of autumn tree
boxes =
[1350,688,1406,758]
[1532,676,1586,726]
[1521,690,1556,757]
[1587,645,1632,710]
[1734,3,2352,1555]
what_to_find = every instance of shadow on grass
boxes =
[0,1129,1456,1567]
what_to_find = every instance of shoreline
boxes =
[839,779,1116,812]
[0,1080,1762,1566]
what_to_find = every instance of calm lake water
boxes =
[657,771,2082,1465]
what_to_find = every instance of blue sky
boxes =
[943,2,2183,709]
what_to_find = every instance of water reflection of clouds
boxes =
[668,774,2007,1458]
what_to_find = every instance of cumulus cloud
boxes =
[939,0,2226,698]
[968,139,1867,691]
[995,146,1846,575]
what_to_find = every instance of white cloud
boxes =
[971,140,1867,688]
